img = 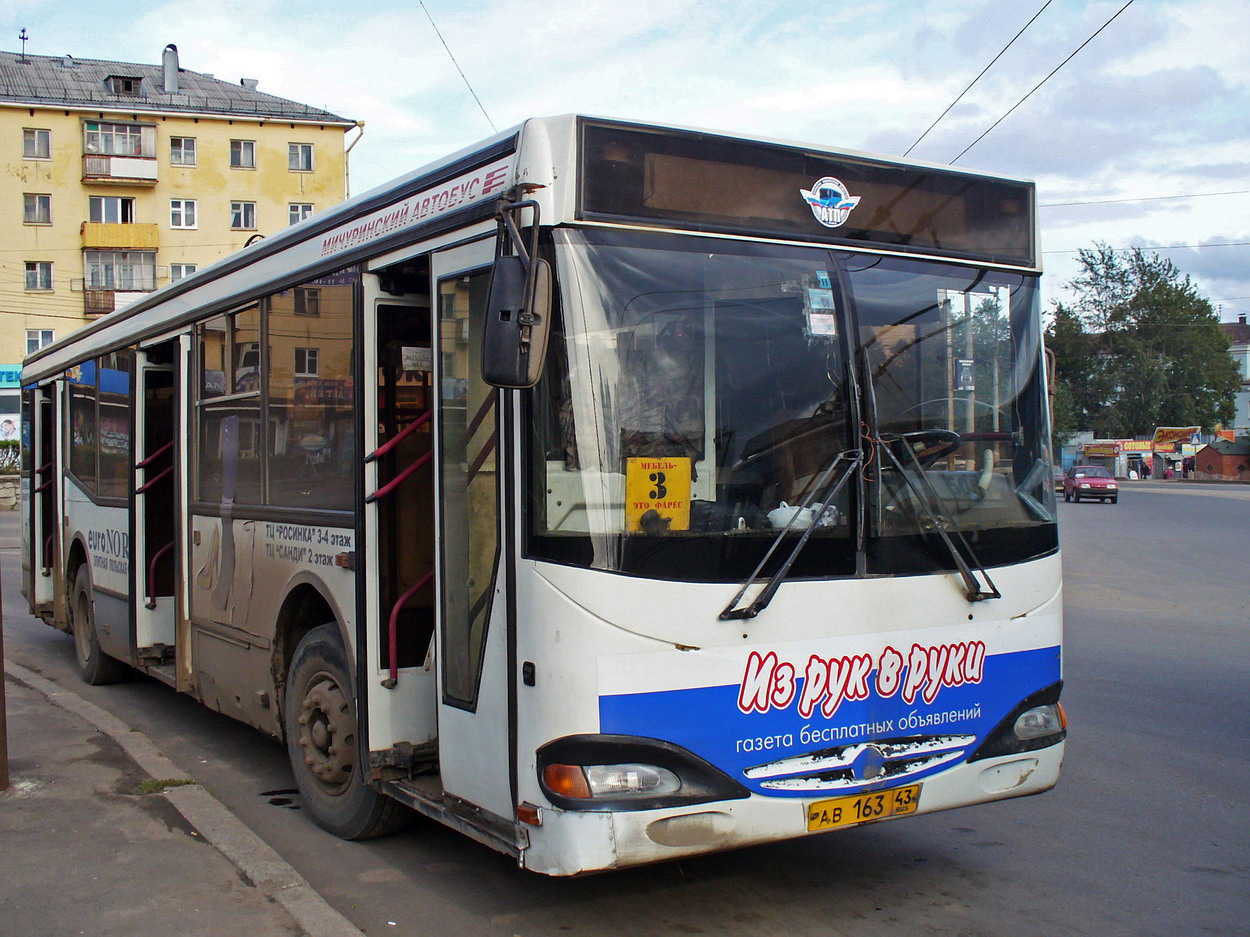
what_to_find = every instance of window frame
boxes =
[170,263,198,282]
[170,198,198,229]
[289,203,314,225]
[23,128,51,160]
[230,201,258,230]
[23,193,52,225]
[26,330,55,355]
[288,143,314,172]
[25,261,54,291]
[84,250,158,291]
[83,120,151,157]
[89,195,137,224]
[294,346,320,377]
[230,139,257,169]
[170,136,197,166]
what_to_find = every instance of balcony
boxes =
[82,154,158,185]
[83,290,151,319]
[81,222,160,250]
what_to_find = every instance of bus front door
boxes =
[430,241,514,825]
[132,343,179,676]
[27,383,60,616]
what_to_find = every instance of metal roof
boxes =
[0,47,353,124]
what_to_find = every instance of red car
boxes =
[1063,465,1119,503]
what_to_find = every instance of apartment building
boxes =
[1,43,356,435]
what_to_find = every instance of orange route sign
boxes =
[625,457,691,532]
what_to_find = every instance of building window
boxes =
[170,137,197,166]
[294,347,320,377]
[89,196,137,224]
[289,203,314,225]
[230,201,257,230]
[24,194,52,224]
[170,263,198,282]
[230,139,256,169]
[25,262,53,291]
[107,75,142,95]
[288,143,314,172]
[27,330,55,354]
[170,199,197,229]
[294,287,320,317]
[84,250,157,291]
[84,121,150,157]
[23,129,51,159]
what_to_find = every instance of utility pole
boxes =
[1,567,8,791]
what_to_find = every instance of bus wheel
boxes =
[284,624,409,840]
[70,566,128,686]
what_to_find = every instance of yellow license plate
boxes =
[806,783,922,832]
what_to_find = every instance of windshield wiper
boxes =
[878,436,1001,602]
[720,449,860,621]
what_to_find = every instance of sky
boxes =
[5,0,1249,322]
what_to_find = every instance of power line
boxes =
[951,0,1136,164]
[420,1,496,134]
[1043,241,1250,256]
[905,0,1052,157]
[1041,190,1250,208]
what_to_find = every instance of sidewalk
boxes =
[1,662,363,937]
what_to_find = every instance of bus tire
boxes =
[70,566,128,686]
[284,624,409,840]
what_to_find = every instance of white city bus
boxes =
[22,116,1065,875]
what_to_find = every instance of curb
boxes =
[3,660,364,937]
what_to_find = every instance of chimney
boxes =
[162,43,179,93]
[240,78,259,91]
[1240,314,1247,326]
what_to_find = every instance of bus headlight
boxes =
[968,682,1067,762]
[538,735,749,811]
[543,763,682,799]
[1013,703,1065,740]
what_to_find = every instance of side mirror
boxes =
[482,253,553,388]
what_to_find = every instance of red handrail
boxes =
[365,410,431,463]
[365,451,432,504]
[135,464,173,494]
[136,440,174,469]
[384,570,435,687]
[145,540,175,609]
[42,533,54,575]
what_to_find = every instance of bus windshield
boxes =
[526,227,1056,582]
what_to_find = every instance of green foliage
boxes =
[0,439,18,475]
[1044,244,1239,438]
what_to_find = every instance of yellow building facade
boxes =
[0,44,355,433]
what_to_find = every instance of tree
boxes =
[1044,244,1239,438]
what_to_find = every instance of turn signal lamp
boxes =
[542,764,592,799]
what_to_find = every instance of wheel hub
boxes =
[297,673,355,793]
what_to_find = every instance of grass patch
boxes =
[134,778,196,795]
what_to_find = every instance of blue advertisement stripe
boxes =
[599,645,1060,797]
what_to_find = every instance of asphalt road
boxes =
[3,482,1248,936]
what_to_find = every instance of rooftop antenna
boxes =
[18,28,28,63]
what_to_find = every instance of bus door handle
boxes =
[365,410,431,463]
[135,465,174,495]
[365,451,432,504]
[383,571,435,688]
[145,540,175,609]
